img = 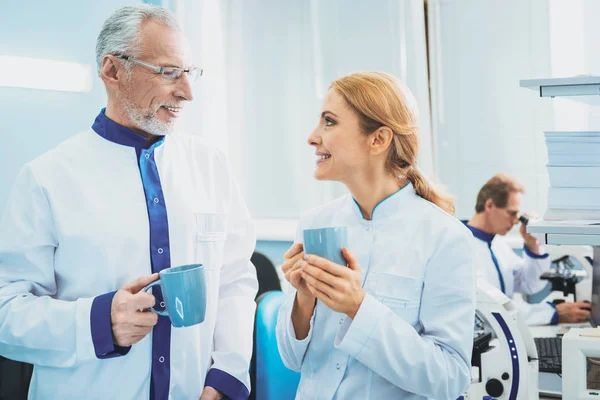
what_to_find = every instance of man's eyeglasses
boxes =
[116,54,203,82]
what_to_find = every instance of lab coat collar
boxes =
[351,182,413,220]
[462,221,495,243]
[92,108,165,149]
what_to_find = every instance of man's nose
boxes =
[174,73,194,101]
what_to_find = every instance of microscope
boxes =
[462,280,539,399]
[521,214,587,300]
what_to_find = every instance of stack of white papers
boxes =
[545,131,600,220]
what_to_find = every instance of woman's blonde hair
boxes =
[331,71,455,214]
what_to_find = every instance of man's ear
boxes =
[370,126,394,156]
[99,55,124,89]
[485,198,495,212]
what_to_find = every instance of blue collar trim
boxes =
[91,108,164,149]
[352,182,412,220]
[463,221,495,243]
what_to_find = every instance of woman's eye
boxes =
[325,117,335,127]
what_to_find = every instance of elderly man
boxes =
[464,173,590,325]
[0,5,257,400]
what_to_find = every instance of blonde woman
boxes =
[276,72,476,399]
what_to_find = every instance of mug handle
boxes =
[142,280,168,316]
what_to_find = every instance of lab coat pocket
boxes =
[195,213,228,271]
[376,273,423,324]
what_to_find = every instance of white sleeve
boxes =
[0,165,98,367]
[206,166,258,397]
[275,290,316,372]
[513,245,551,295]
[334,228,476,399]
[512,295,557,325]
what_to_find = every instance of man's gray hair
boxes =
[95,4,180,75]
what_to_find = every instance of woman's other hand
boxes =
[300,248,365,319]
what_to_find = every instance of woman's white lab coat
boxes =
[276,184,476,400]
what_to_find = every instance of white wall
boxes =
[427,0,554,220]
[219,0,433,222]
[0,0,141,213]
[548,0,600,131]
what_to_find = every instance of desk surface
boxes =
[530,325,561,338]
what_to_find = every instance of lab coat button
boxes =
[336,363,341,370]
[144,153,150,159]
[159,356,165,363]
[153,198,159,204]
[160,301,165,308]
[339,318,344,325]
[158,248,164,254]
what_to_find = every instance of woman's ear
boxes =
[370,127,394,156]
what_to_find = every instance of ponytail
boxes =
[406,167,455,215]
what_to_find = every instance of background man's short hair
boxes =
[475,173,525,213]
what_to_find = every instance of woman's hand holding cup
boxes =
[282,242,315,303]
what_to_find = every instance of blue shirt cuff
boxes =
[547,301,560,325]
[205,368,249,400]
[524,246,549,259]
[90,291,131,359]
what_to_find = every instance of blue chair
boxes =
[252,291,301,400]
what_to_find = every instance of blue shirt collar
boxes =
[462,220,495,243]
[352,182,413,220]
[91,108,164,149]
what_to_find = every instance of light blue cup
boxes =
[143,264,206,328]
[303,227,348,266]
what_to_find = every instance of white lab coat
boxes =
[467,227,555,326]
[276,184,476,400]
[0,122,257,399]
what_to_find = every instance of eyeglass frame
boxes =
[114,54,203,82]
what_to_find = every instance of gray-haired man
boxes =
[0,5,257,399]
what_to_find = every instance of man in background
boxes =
[465,173,590,325]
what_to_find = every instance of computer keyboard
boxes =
[535,336,562,373]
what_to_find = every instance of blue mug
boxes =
[142,264,206,328]
[303,227,348,266]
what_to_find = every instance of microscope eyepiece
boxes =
[518,215,529,225]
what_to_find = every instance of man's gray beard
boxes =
[119,92,175,137]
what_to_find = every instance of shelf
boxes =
[520,77,600,247]
[520,76,600,105]
[528,220,600,246]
